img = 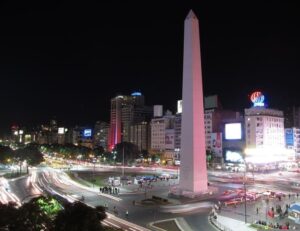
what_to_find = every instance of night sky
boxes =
[0,1,300,134]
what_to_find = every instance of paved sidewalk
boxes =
[212,214,255,231]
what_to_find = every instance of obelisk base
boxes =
[169,186,218,199]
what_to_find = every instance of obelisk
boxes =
[179,10,208,193]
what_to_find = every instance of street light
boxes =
[92,158,96,188]
[122,146,125,177]
[243,162,247,224]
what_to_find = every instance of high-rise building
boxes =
[205,109,241,152]
[285,106,300,128]
[70,126,93,148]
[174,113,182,150]
[108,92,152,150]
[153,105,163,118]
[285,128,300,157]
[108,95,123,150]
[245,107,284,149]
[174,96,240,160]
[150,110,175,151]
[130,121,150,152]
[244,92,288,163]
[93,121,109,150]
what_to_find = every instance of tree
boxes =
[1,196,54,231]
[0,145,14,164]
[114,142,140,164]
[54,201,106,231]
[94,146,105,157]
[206,150,214,167]
[15,145,44,166]
[0,202,18,229]
[0,196,116,231]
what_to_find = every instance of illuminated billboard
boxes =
[165,129,175,150]
[225,123,242,140]
[225,150,244,163]
[285,129,294,146]
[250,91,265,107]
[58,127,65,134]
[177,100,182,114]
[131,92,142,96]
[83,129,92,137]
[211,132,222,157]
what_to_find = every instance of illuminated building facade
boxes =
[130,121,150,152]
[285,106,300,128]
[285,127,300,158]
[245,98,287,163]
[93,121,109,150]
[175,95,240,160]
[150,110,175,151]
[108,92,152,150]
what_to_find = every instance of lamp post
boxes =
[122,146,125,177]
[244,164,247,224]
[92,158,96,188]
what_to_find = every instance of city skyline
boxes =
[1,1,300,134]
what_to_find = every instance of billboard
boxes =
[225,150,244,163]
[285,129,294,146]
[58,127,65,134]
[83,129,92,137]
[211,132,222,157]
[165,129,175,150]
[225,123,242,140]
[177,100,182,114]
[250,91,265,107]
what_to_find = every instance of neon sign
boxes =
[250,91,265,107]
[131,92,142,96]
[83,129,92,137]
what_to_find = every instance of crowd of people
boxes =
[99,186,120,194]
[255,220,294,230]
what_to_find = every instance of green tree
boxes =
[0,202,18,229]
[114,142,140,164]
[0,145,14,164]
[54,201,106,231]
[8,196,54,231]
[15,145,44,166]
[206,150,214,166]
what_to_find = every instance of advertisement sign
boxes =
[211,132,222,157]
[58,127,65,134]
[84,129,92,137]
[285,129,294,146]
[165,129,175,150]
[174,160,180,165]
[225,150,244,163]
[177,100,182,114]
[250,91,265,107]
[225,123,242,140]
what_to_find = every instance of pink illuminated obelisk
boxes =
[179,10,208,193]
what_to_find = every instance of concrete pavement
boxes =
[210,214,255,231]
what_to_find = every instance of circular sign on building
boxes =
[250,91,265,107]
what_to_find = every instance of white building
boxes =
[150,112,175,151]
[245,108,284,148]
[285,127,300,157]
[244,107,289,163]
[204,110,214,151]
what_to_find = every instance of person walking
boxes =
[125,210,129,219]
[256,207,259,215]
